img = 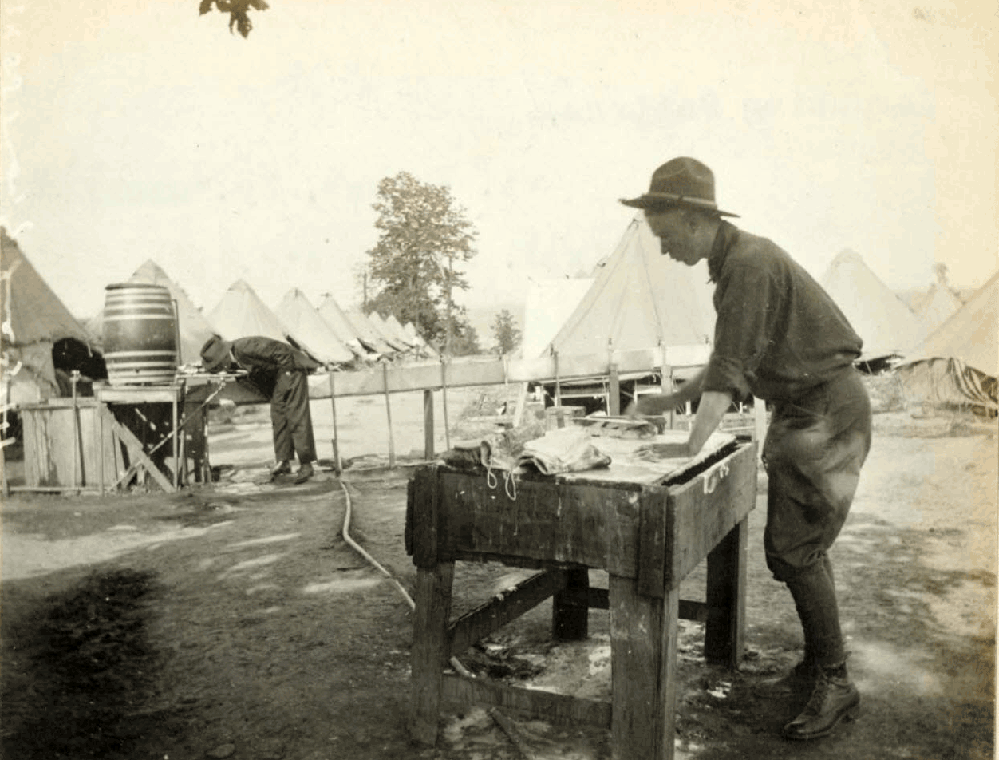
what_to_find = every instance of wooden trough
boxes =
[405,431,757,760]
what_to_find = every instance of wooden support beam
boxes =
[423,389,435,460]
[449,569,567,656]
[442,673,611,728]
[704,519,749,667]
[552,567,590,641]
[100,405,176,493]
[410,562,455,747]
[610,574,679,760]
[608,361,620,415]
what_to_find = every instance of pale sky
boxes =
[2,0,996,325]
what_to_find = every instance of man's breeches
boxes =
[270,370,316,463]
[763,369,872,582]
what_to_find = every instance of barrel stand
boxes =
[95,382,195,491]
[406,441,757,760]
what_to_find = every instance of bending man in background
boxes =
[201,334,320,484]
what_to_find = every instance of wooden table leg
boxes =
[705,517,749,668]
[410,561,455,747]
[552,567,589,641]
[610,574,679,760]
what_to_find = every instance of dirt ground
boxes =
[1,388,996,760]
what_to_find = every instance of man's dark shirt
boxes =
[702,222,862,402]
[230,336,320,398]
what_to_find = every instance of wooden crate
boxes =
[20,400,124,489]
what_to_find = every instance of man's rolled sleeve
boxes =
[703,354,751,399]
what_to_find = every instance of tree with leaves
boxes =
[199,0,268,38]
[491,309,522,355]
[363,171,478,355]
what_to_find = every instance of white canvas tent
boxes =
[914,282,963,334]
[367,313,410,352]
[896,270,998,411]
[1,228,93,405]
[274,289,354,364]
[402,321,438,359]
[207,280,307,351]
[548,215,715,368]
[86,259,217,367]
[819,250,926,360]
[316,294,372,358]
[522,277,593,359]
[343,307,396,355]
[383,314,418,348]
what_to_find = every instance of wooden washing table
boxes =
[405,429,757,760]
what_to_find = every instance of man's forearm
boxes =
[687,390,731,456]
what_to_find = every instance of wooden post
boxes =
[552,567,590,641]
[0,376,9,497]
[383,363,396,468]
[608,360,620,416]
[705,519,749,668]
[423,389,435,459]
[610,574,679,760]
[171,385,180,488]
[660,346,675,430]
[553,350,562,407]
[97,399,105,496]
[753,396,767,461]
[70,372,81,488]
[439,358,451,451]
[329,372,342,473]
[410,562,455,746]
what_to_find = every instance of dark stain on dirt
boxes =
[2,569,168,760]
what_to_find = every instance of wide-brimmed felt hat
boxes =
[200,334,232,373]
[620,156,738,217]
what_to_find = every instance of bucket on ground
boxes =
[102,283,178,385]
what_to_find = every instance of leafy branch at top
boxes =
[199,0,269,38]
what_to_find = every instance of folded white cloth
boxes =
[516,427,611,475]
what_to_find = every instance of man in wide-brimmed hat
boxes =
[624,157,872,741]
[201,334,320,484]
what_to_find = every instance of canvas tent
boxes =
[522,277,593,359]
[1,228,96,405]
[85,259,217,367]
[548,215,715,368]
[913,282,963,334]
[402,321,438,359]
[274,289,354,365]
[819,250,926,360]
[384,314,417,348]
[367,313,410,352]
[896,270,998,410]
[207,280,317,359]
[343,307,396,355]
[316,294,372,358]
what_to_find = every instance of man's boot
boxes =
[782,663,860,740]
[294,462,315,484]
[270,460,292,481]
[755,657,818,698]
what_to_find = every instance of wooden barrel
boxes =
[102,283,178,385]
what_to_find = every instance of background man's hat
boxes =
[200,334,231,372]
[620,156,738,217]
